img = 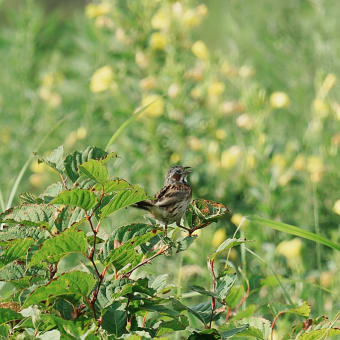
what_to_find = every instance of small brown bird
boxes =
[134,165,192,235]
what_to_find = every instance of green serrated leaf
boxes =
[299,328,340,340]
[0,225,50,241]
[100,186,147,218]
[0,238,34,268]
[285,301,311,317]
[216,274,237,300]
[51,189,98,211]
[0,308,23,325]
[79,159,109,184]
[0,204,58,228]
[187,328,220,340]
[37,145,65,173]
[24,271,96,307]
[226,285,245,309]
[64,146,109,182]
[101,302,127,337]
[210,238,247,260]
[230,317,271,340]
[29,229,88,267]
[232,304,257,321]
[111,224,158,243]
[97,179,131,193]
[40,182,63,203]
[218,324,249,339]
[19,192,44,204]
[176,236,197,253]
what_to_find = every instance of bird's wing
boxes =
[154,184,191,207]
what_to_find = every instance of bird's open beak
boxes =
[184,166,192,173]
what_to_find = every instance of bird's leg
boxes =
[176,221,191,233]
[164,224,167,237]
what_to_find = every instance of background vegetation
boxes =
[1,0,340,337]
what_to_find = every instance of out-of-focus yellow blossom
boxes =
[307,156,324,183]
[188,136,202,151]
[151,10,170,30]
[30,160,47,174]
[331,102,340,121]
[0,129,11,145]
[208,81,225,97]
[258,133,266,145]
[140,76,156,91]
[220,61,238,77]
[212,228,226,247]
[246,153,256,169]
[221,145,242,169]
[135,51,148,69]
[168,83,180,98]
[191,41,209,61]
[172,2,183,17]
[170,152,181,163]
[65,131,77,148]
[76,127,87,140]
[239,65,255,78]
[196,4,208,17]
[319,73,336,98]
[272,154,286,169]
[190,86,203,99]
[29,174,43,188]
[95,16,114,28]
[150,32,167,50]
[231,213,248,228]
[293,154,306,171]
[331,133,340,146]
[183,9,200,28]
[215,129,227,140]
[90,65,113,93]
[85,2,111,18]
[278,170,293,187]
[186,67,204,82]
[313,99,329,117]
[208,141,219,156]
[277,238,302,259]
[38,88,61,108]
[115,28,130,44]
[270,91,290,109]
[320,271,333,288]
[141,94,164,117]
[221,101,244,115]
[332,200,340,215]
[42,73,54,88]
[236,113,253,130]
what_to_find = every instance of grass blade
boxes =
[249,216,340,252]
[105,98,162,151]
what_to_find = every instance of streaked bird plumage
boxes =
[134,166,192,234]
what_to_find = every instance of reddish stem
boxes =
[208,259,217,329]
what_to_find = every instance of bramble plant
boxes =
[1,145,340,339]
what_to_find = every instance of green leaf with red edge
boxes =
[79,159,109,184]
[29,229,88,267]
[50,189,98,211]
[100,186,147,218]
[23,271,96,307]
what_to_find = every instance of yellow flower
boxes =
[272,154,286,169]
[170,152,181,163]
[29,174,43,188]
[208,81,225,97]
[277,238,302,259]
[151,10,170,30]
[141,94,164,117]
[246,153,256,169]
[278,170,293,187]
[236,113,253,130]
[85,2,111,19]
[76,127,87,140]
[212,229,227,247]
[191,41,209,60]
[215,129,227,140]
[320,271,334,288]
[183,9,201,28]
[150,32,167,50]
[239,65,255,78]
[135,51,149,69]
[307,156,324,183]
[90,65,113,93]
[190,86,203,99]
[293,154,305,171]
[140,76,156,91]
[313,99,329,117]
[319,73,336,98]
[231,213,248,228]
[333,200,340,215]
[221,146,241,169]
[30,160,47,174]
[188,136,202,151]
[196,4,208,17]
[168,83,180,98]
[270,91,290,109]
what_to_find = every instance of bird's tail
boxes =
[132,200,153,211]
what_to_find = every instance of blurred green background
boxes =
[1,0,340,334]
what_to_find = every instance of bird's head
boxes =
[164,165,192,185]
